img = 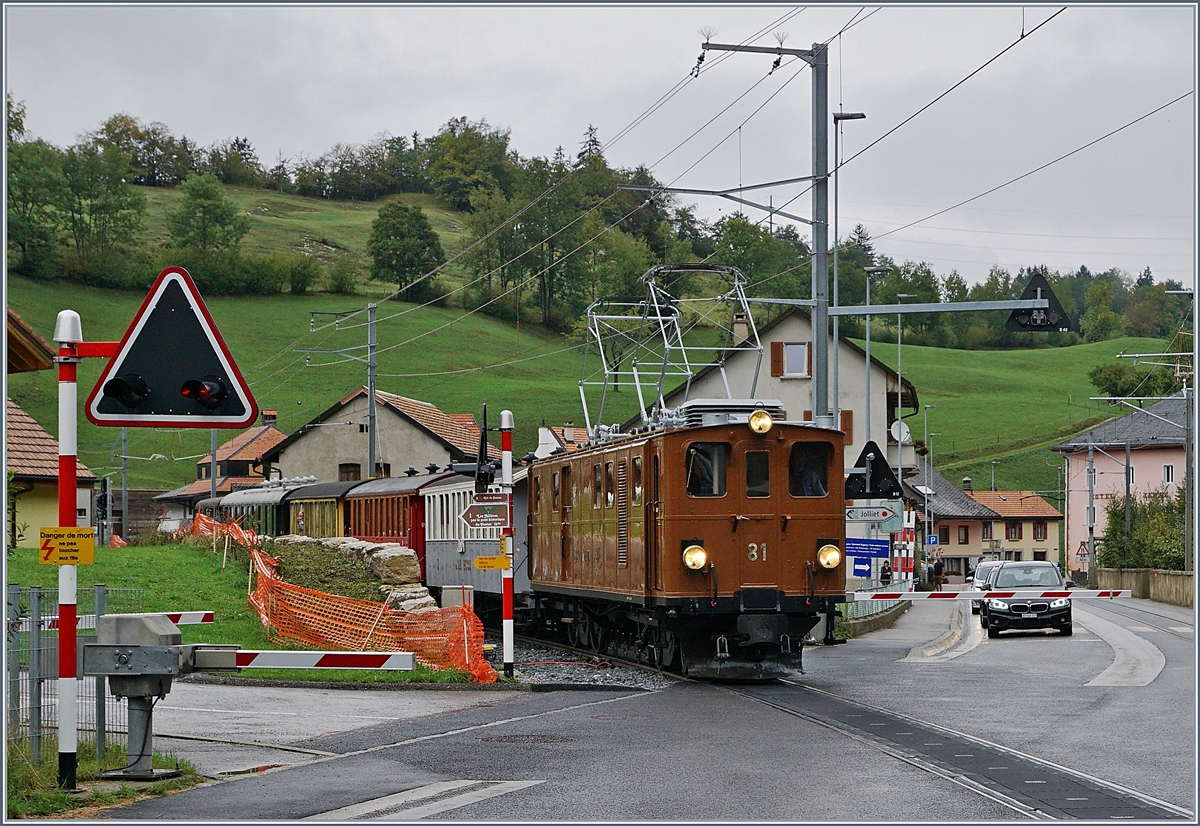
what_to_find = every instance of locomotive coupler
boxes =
[715,635,730,660]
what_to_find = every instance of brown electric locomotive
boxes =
[526,399,846,678]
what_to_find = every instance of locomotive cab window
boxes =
[632,457,643,505]
[788,442,829,497]
[686,442,728,497]
[746,451,770,498]
[605,462,615,508]
[592,464,602,509]
[552,471,560,512]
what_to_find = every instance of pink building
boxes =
[1051,395,1188,578]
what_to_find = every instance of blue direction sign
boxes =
[852,557,873,577]
[845,537,891,558]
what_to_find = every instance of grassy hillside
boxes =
[7,267,1156,494]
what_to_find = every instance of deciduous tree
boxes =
[367,201,445,301]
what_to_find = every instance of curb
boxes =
[911,601,965,658]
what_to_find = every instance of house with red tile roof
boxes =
[964,483,1064,566]
[153,410,289,528]
[535,421,587,458]
[261,387,499,483]
[6,398,98,548]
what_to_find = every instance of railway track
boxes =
[1076,599,1194,642]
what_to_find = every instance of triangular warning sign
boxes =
[843,440,903,499]
[86,267,258,428]
[1006,272,1071,333]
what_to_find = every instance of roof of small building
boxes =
[903,464,998,521]
[1051,395,1187,451]
[965,489,1062,519]
[196,423,289,466]
[7,309,55,374]
[6,398,97,482]
[545,425,586,453]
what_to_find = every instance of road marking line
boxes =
[1075,607,1166,686]
[1169,626,1193,633]
[306,780,544,820]
[1128,625,1157,632]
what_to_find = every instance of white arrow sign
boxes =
[845,504,901,522]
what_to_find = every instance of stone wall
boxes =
[1096,568,1193,608]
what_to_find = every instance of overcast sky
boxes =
[5,3,1196,289]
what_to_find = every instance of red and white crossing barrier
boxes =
[234,650,414,670]
[849,589,1131,602]
[16,610,215,632]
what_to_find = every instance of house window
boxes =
[1164,464,1175,485]
[958,525,969,545]
[339,463,361,482]
[770,341,811,378]
[939,526,950,545]
[1033,521,1047,541]
[982,522,993,540]
[374,463,391,478]
[1033,551,1047,561]
[1005,521,1022,541]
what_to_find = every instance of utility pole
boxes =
[1087,438,1096,587]
[121,427,128,540]
[698,39,832,426]
[301,304,379,479]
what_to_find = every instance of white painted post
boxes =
[500,410,515,679]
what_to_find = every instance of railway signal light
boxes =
[181,376,228,409]
[1006,272,1071,333]
[102,374,150,408]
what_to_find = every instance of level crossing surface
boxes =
[107,596,1193,821]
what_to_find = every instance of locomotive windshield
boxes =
[789,442,830,497]
[686,442,728,497]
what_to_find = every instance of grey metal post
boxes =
[7,583,19,732]
[120,427,128,541]
[210,429,217,500]
[1124,440,1132,568]
[30,587,41,764]
[809,41,830,426]
[94,584,106,760]
[1087,439,1096,587]
[1186,385,1194,571]
[368,303,378,478]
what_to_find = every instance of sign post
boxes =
[499,410,515,679]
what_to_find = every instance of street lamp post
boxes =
[831,112,865,427]
[991,460,999,511]
[863,265,891,450]
[927,431,941,551]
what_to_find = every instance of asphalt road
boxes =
[106,596,1194,821]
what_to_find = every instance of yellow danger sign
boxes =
[472,555,511,571]
[39,528,96,565]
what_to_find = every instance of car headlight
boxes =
[817,544,841,569]
[1050,597,1070,609]
[682,544,708,570]
[748,409,773,434]
[986,599,1009,611]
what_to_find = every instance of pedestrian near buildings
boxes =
[933,557,945,591]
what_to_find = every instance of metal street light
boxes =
[894,293,917,485]
[927,431,942,547]
[831,111,865,428]
[863,265,891,449]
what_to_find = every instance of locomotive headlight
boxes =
[748,409,773,435]
[816,544,841,569]
[682,544,708,570]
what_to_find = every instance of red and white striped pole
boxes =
[499,409,515,679]
[53,310,82,790]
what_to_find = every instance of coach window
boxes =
[788,442,829,497]
[605,462,615,508]
[532,475,541,515]
[746,451,770,498]
[686,442,728,497]
[552,471,560,512]
[632,457,643,505]
[592,464,602,509]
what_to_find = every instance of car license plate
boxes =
[1021,612,1037,618]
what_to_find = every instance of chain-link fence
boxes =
[6,584,143,763]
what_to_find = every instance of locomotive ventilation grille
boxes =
[617,461,629,568]
[674,399,788,429]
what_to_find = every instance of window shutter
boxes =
[839,410,853,443]
[803,410,813,421]
[806,342,813,376]
[771,341,784,377]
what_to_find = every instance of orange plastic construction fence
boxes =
[175,513,260,551]
[247,548,496,683]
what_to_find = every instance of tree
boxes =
[424,117,518,210]
[367,201,445,301]
[168,173,249,253]
[7,96,65,276]
[1079,279,1127,342]
[59,140,146,275]
[1099,488,1185,570]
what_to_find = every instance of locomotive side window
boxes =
[552,471,561,512]
[605,462,615,508]
[592,464,602,509]
[789,442,829,497]
[746,451,770,498]
[532,474,541,515]
[686,442,728,497]
[562,466,573,508]
[632,457,643,505]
